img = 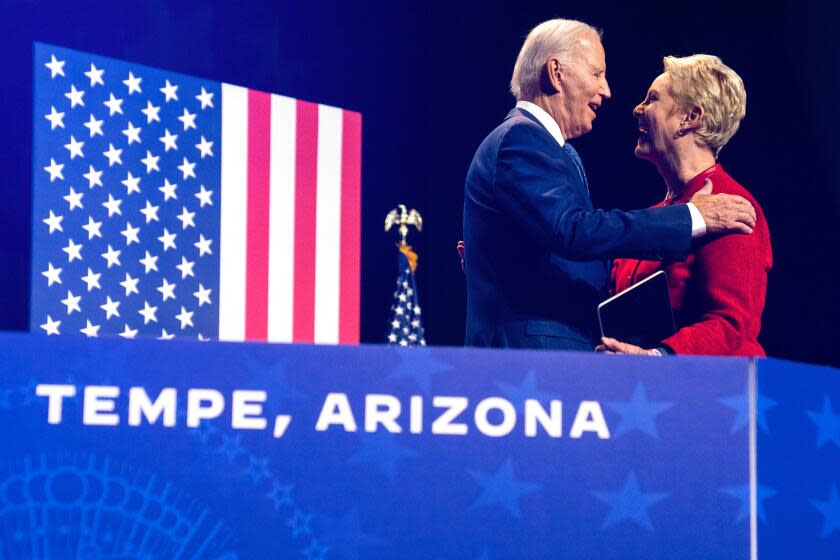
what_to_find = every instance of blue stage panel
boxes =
[0,333,754,558]
[757,358,840,559]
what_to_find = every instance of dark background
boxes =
[1,0,837,366]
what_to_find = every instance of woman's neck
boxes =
[655,144,717,200]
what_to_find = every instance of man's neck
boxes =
[527,95,569,139]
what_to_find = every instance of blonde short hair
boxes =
[510,19,602,101]
[663,54,746,158]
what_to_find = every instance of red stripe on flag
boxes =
[245,90,272,341]
[293,100,319,342]
[339,110,362,344]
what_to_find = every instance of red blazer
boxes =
[611,164,772,356]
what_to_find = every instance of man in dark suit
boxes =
[463,19,756,351]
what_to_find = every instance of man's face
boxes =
[633,72,684,162]
[556,34,611,139]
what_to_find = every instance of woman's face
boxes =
[633,72,685,163]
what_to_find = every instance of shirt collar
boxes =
[515,100,565,147]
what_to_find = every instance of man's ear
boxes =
[539,58,563,95]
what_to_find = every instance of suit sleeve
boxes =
[493,122,693,262]
[661,219,770,355]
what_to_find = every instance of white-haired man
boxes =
[462,19,756,350]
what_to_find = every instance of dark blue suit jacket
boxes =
[463,108,693,350]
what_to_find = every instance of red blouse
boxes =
[611,164,772,356]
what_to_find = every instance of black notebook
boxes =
[597,270,676,348]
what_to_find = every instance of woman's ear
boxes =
[680,105,703,134]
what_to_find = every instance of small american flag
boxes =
[31,43,361,344]
[386,247,425,346]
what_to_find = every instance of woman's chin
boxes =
[634,145,651,160]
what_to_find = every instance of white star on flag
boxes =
[45,55,65,78]
[123,71,142,94]
[65,84,85,107]
[119,324,139,338]
[82,216,103,239]
[122,121,142,144]
[177,157,196,180]
[159,128,178,151]
[101,244,121,268]
[83,164,103,188]
[196,87,214,109]
[139,251,159,273]
[84,63,104,87]
[141,150,160,173]
[121,172,141,195]
[103,143,123,166]
[102,194,123,217]
[62,239,83,262]
[141,100,160,123]
[175,306,194,329]
[104,93,124,116]
[194,234,213,256]
[160,80,179,102]
[41,315,61,335]
[80,320,100,337]
[159,178,178,201]
[120,273,140,296]
[43,211,63,233]
[44,158,64,182]
[195,136,214,158]
[100,296,121,319]
[81,268,101,291]
[84,114,104,137]
[157,278,176,301]
[121,222,140,245]
[138,301,158,324]
[63,187,84,210]
[42,263,63,286]
[178,108,197,130]
[61,290,82,314]
[64,136,84,159]
[45,106,65,129]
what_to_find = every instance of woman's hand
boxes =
[596,337,659,355]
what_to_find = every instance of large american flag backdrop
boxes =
[30,43,362,344]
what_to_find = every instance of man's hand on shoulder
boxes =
[690,179,756,235]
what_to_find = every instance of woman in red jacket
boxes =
[600,54,771,356]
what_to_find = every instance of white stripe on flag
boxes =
[267,95,297,343]
[219,83,248,342]
[313,105,343,344]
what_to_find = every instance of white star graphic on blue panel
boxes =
[720,483,777,524]
[494,370,559,414]
[718,383,777,434]
[468,458,541,518]
[806,395,840,449]
[319,508,386,560]
[606,382,673,439]
[592,471,668,531]
[348,432,420,481]
[811,483,840,538]
[387,350,453,394]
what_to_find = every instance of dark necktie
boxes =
[563,142,589,196]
